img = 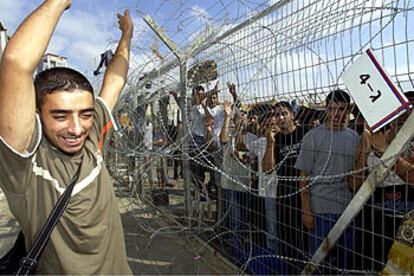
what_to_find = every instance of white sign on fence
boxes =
[342,49,411,132]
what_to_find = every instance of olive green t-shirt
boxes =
[0,97,131,274]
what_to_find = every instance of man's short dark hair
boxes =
[404,91,414,103]
[34,67,94,107]
[275,101,292,112]
[325,89,351,105]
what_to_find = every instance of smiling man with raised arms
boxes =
[0,0,133,274]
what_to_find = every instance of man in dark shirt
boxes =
[263,101,309,274]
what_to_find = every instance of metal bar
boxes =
[143,15,184,60]
[179,60,193,228]
[185,0,292,57]
[143,15,193,230]
[301,109,414,275]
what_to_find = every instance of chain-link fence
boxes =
[106,0,414,274]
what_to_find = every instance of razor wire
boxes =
[101,0,414,274]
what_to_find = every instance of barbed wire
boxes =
[104,0,414,274]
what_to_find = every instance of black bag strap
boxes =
[17,162,82,276]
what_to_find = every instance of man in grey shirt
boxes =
[295,90,359,271]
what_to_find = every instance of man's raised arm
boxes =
[99,10,133,111]
[0,0,71,153]
[262,127,277,174]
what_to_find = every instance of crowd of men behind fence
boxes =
[122,82,414,275]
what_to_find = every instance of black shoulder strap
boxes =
[17,161,82,276]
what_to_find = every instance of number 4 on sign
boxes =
[360,74,370,84]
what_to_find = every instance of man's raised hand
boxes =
[117,9,134,36]
[63,0,72,10]
[265,128,277,144]
[99,8,133,111]
[223,101,232,117]
[226,81,237,100]
[48,0,72,10]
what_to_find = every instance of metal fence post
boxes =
[179,60,193,226]
[143,15,193,229]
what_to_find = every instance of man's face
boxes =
[39,90,94,154]
[208,92,219,108]
[275,106,294,131]
[246,114,259,134]
[191,88,205,106]
[248,114,258,126]
[266,116,278,130]
[325,101,349,130]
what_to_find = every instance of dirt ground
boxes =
[0,185,237,275]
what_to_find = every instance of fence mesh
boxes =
[105,0,414,274]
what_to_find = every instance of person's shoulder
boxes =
[94,97,115,123]
[255,136,267,146]
[95,97,108,112]
[244,132,258,143]
[343,127,359,139]
[209,105,224,114]
[250,136,267,155]
[302,124,323,139]
[216,104,224,111]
